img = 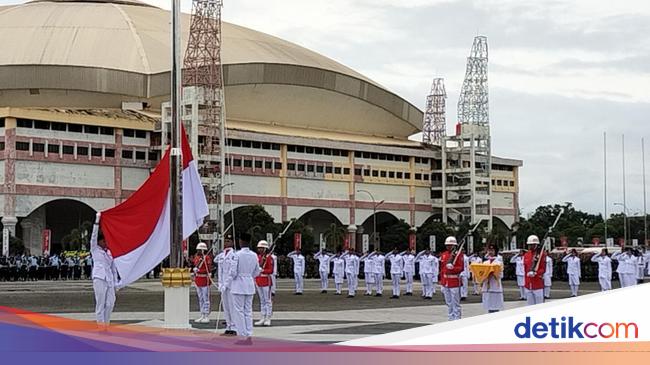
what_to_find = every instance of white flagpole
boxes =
[604,131,607,243]
[643,137,647,245]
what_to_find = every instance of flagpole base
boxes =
[161,268,191,329]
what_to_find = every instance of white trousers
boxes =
[526,288,544,305]
[441,286,461,321]
[620,273,637,288]
[568,273,580,296]
[222,288,236,331]
[391,274,401,296]
[404,272,414,293]
[364,272,374,294]
[544,286,551,298]
[93,278,115,324]
[271,274,277,294]
[294,272,304,293]
[347,274,357,296]
[374,273,384,294]
[516,275,525,299]
[319,270,329,291]
[599,277,612,291]
[460,275,468,298]
[256,286,272,318]
[195,285,210,316]
[421,273,433,297]
[432,280,438,294]
[232,294,253,337]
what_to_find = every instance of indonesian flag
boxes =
[99,128,209,287]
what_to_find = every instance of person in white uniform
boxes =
[223,233,260,344]
[385,248,404,299]
[415,249,433,298]
[90,212,120,327]
[481,245,504,313]
[214,235,237,336]
[343,250,360,297]
[360,250,376,295]
[543,255,553,299]
[613,247,637,288]
[287,249,305,295]
[331,251,346,295]
[314,250,333,293]
[401,249,416,295]
[590,248,612,291]
[643,247,650,276]
[562,249,581,297]
[372,249,386,296]
[460,253,470,300]
[468,252,483,295]
[510,250,526,300]
[636,248,646,283]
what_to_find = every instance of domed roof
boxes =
[0,0,423,139]
[0,0,374,80]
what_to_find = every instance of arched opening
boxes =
[297,209,344,252]
[20,199,96,255]
[489,216,512,248]
[360,211,400,251]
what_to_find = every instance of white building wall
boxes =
[492,191,514,210]
[287,152,348,164]
[414,187,430,204]
[0,162,4,184]
[355,182,409,203]
[355,209,410,226]
[15,195,114,217]
[288,206,349,223]
[15,161,114,189]
[287,178,349,200]
[229,175,281,196]
[121,167,150,190]
[414,211,433,228]
[122,136,150,147]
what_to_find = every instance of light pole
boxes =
[213,182,234,250]
[614,202,634,246]
[357,189,384,251]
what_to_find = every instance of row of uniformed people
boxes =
[0,254,93,281]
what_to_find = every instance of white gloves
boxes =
[95,212,101,224]
[446,263,454,270]
[193,267,199,273]
[527,271,535,277]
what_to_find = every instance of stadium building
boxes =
[0,0,521,254]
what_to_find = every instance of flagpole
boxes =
[622,134,627,246]
[643,137,647,245]
[604,131,607,243]
[163,0,190,329]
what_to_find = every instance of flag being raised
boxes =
[99,128,209,287]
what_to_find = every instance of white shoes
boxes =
[195,315,209,324]
[254,317,265,326]
[262,318,271,327]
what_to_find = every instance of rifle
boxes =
[447,220,483,266]
[533,208,564,273]
[261,219,296,267]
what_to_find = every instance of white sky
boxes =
[2,0,650,217]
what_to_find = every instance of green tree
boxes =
[381,219,411,251]
[416,220,454,253]
[323,223,345,251]
[61,220,93,251]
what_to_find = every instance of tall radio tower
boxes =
[457,36,489,126]
[161,0,227,248]
[422,77,447,145]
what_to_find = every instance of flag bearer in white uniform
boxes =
[613,247,637,288]
[481,245,504,313]
[590,248,612,291]
[331,251,346,295]
[385,248,404,299]
[543,255,553,299]
[314,250,333,293]
[360,250,376,295]
[343,250,360,297]
[223,233,260,343]
[372,248,386,296]
[562,249,581,297]
[510,250,526,300]
[287,249,305,295]
[215,236,237,336]
[90,212,119,327]
[468,252,483,295]
[401,249,416,296]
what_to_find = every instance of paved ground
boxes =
[0,278,605,343]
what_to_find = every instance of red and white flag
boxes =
[99,128,209,287]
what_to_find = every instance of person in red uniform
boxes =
[255,240,274,327]
[439,236,465,320]
[192,242,213,324]
[523,235,547,305]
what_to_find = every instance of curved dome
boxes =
[0,0,422,138]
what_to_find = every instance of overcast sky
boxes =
[3,0,650,217]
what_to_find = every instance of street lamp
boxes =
[614,202,630,246]
[357,189,384,251]
[213,182,234,249]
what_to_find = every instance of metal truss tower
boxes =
[422,78,447,145]
[439,36,492,231]
[177,0,227,247]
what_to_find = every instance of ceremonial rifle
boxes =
[447,220,484,266]
[533,208,565,273]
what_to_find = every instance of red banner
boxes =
[41,229,51,255]
[592,237,600,246]
[560,236,568,247]
[409,233,416,251]
[293,232,302,251]
[343,235,350,251]
[618,238,625,247]
[182,239,188,257]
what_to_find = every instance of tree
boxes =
[381,219,411,251]
[323,223,345,251]
[226,205,279,244]
[416,220,454,253]
[61,220,93,251]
